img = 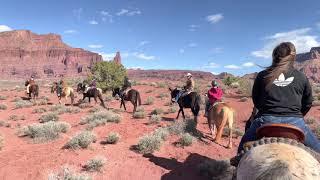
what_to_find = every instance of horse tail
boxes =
[193,94,201,116]
[137,91,142,106]
[98,91,106,108]
[70,89,75,105]
[35,85,39,97]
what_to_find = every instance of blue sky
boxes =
[1,0,320,75]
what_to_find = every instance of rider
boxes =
[204,80,223,117]
[175,73,194,102]
[26,75,35,94]
[121,76,132,97]
[85,78,97,93]
[57,78,66,96]
[237,42,320,154]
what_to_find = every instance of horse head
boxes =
[169,87,180,103]
[77,83,84,92]
[25,80,29,87]
[51,82,57,93]
[112,87,121,97]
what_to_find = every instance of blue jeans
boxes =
[238,116,320,153]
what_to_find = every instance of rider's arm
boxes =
[252,73,262,110]
[301,77,313,116]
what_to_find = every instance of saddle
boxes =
[256,123,305,143]
[208,101,224,111]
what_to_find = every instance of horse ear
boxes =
[168,87,172,92]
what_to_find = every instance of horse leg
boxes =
[227,109,234,149]
[133,100,137,113]
[215,108,228,145]
[122,100,127,111]
[181,109,185,120]
[176,109,181,119]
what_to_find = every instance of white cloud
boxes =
[117,9,141,16]
[252,28,320,58]
[206,14,224,24]
[128,66,143,70]
[73,8,83,21]
[224,64,242,69]
[98,52,115,61]
[211,72,219,75]
[203,62,220,69]
[242,62,255,67]
[188,43,198,48]
[133,52,155,60]
[88,44,103,49]
[179,48,185,54]
[189,24,200,31]
[64,29,77,34]
[89,20,98,25]
[139,41,150,46]
[0,25,12,32]
[210,47,223,54]
[100,11,113,23]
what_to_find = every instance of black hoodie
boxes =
[252,68,313,117]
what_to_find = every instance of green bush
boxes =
[178,133,193,146]
[0,104,7,110]
[105,132,120,144]
[136,134,162,154]
[222,76,239,86]
[145,97,154,105]
[39,112,59,123]
[63,131,96,149]
[18,121,70,142]
[83,156,106,172]
[88,61,127,91]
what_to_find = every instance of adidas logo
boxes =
[273,73,294,87]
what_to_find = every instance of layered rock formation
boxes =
[296,47,320,83]
[0,30,102,79]
[113,52,121,65]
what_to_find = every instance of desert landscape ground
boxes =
[0,78,319,180]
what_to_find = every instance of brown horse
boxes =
[207,102,234,148]
[51,82,75,105]
[112,87,141,113]
[25,80,39,100]
[77,83,106,108]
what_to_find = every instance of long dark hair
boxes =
[264,42,296,89]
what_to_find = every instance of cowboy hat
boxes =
[186,73,192,77]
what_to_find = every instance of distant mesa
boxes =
[113,51,122,65]
[0,30,102,79]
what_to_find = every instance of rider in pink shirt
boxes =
[205,80,223,117]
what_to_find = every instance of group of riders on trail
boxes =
[24,42,320,161]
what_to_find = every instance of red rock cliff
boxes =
[0,30,102,79]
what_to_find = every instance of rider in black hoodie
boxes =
[238,42,320,154]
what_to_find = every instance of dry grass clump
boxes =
[8,115,25,121]
[32,107,47,114]
[15,100,33,109]
[0,120,10,127]
[83,156,106,172]
[105,132,120,144]
[18,121,70,142]
[136,134,162,154]
[0,95,7,100]
[49,104,81,114]
[305,117,316,125]
[145,97,154,105]
[63,131,96,149]
[177,133,193,146]
[149,114,162,124]
[133,107,146,119]
[150,108,164,115]
[80,110,121,129]
[48,165,92,180]
[39,112,59,123]
[0,104,7,110]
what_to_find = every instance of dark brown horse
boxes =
[77,83,106,108]
[169,88,200,122]
[112,87,141,113]
[25,80,39,100]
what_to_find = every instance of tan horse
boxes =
[51,82,75,105]
[207,102,234,148]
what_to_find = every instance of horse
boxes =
[169,87,200,123]
[112,87,141,113]
[207,102,235,148]
[25,80,39,100]
[51,82,75,105]
[77,83,105,108]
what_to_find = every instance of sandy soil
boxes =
[0,82,319,180]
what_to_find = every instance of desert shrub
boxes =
[63,131,96,149]
[133,111,146,119]
[314,87,320,94]
[33,99,48,106]
[238,79,254,97]
[80,111,121,129]
[39,112,59,123]
[149,115,162,124]
[167,119,197,135]
[145,90,153,93]
[11,97,22,102]
[0,134,3,150]
[305,117,316,125]
[239,97,248,102]
[0,95,7,100]
[15,100,33,109]
[8,115,19,121]
[18,121,70,142]
[32,107,47,114]
[157,93,168,99]
[178,133,193,146]
[149,82,157,87]
[83,156,106,172]
[88,106,105,113]
[222,76,239,86]
[153,127,169,141]
[145,97,154,105]
[0,104,7,110]
[105,132,120,144]
[136,107,145,112]
[167,106,178,113]
[79,103,92,109]
[105,93,114,102]
[313,126,320,138]
[164,101,172,106]
[150,108,164,115]
[88,61,127,90]
[198,159,235,180]
[48,165,92,180]
[0,120,10,127]
[156,82,166,88]
[136,134,162,154]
